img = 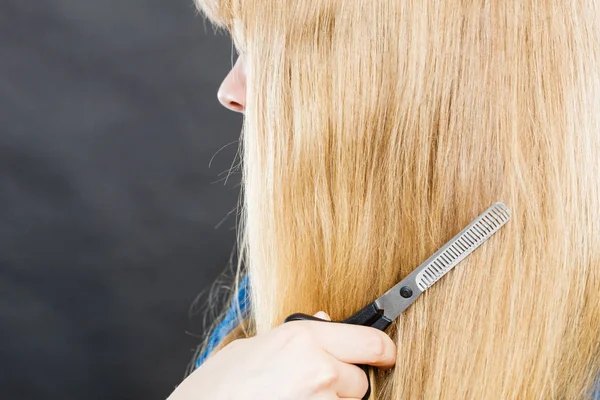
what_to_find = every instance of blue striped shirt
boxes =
[194,274,250,370]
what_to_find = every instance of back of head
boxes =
[196,0,600,397]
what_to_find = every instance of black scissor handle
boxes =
[283,303,392,400]
[284,302,392,329]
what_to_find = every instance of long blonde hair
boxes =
[193,0,600,398]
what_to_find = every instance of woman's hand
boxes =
[168,311,397,400]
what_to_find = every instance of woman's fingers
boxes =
[313,311,331,321]
[330,357,370,398]
[294,319,396,369]
[171,308,396,400]
[322,322,396,368]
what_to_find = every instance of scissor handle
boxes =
[283,303,391,400]
[285,302,391,328]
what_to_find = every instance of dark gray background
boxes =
[0,1,242,399]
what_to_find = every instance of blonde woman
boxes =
[169,1,600,399]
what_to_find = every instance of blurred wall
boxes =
[0,1,242,399]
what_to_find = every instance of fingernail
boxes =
[314,311,331,321]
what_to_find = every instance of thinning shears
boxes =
[284,202,511,399]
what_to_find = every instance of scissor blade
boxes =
[373,202,511,322]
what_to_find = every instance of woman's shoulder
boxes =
[194,275,250,369]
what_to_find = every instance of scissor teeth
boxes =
[415,202,511,292]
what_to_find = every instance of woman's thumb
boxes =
[313,311,331,321]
